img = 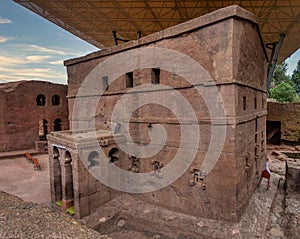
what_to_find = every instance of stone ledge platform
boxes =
[0,149,41,160]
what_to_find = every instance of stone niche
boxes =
[50,5,268,222]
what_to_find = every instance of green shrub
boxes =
[66,206,74,215]
[269,81,297,102]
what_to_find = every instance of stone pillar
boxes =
[49,147,63,206]
[61,155,74,212]
[53,153,62,202]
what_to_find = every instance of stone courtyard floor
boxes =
[0,154,51,206]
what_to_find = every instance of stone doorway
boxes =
[38,119,48,140]
[267,121,281,145]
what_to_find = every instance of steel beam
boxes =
[266,34,286,92]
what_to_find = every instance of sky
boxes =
[0,0,299,85]
[0,0,98,85]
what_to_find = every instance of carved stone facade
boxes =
[0,81,69,152]
[48,6,268,223]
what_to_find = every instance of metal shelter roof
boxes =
[14,0,300,62]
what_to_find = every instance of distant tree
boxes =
[272,61,290,85]
[291,59,300,94]
[269,80,297,102]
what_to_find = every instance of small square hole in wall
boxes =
[243,96,246,110]
[102,76,109,91]
[126,72,133,88]
[152,68,160,84]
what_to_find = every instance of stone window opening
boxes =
[36,94,46,106]
[109,147,119,163]
[88,151,100,169]
[254,96,257,109]
[126,72,134,88]
[52,95,60,106]
[38,119,48,140]
[152,68,160,84]
[54,118,62,132]
[255,118,258,132]
[102,76,109,90]
[243,96,246,110]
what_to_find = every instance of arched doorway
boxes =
[54,118,62,131]
[38,119,48,140]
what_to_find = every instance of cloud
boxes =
[0,16,12,24]
[49,60,63,65]
[0,55,51,66]
[26,55,51,62]
[0,56,24,66]
[0,36,8,43]
[0,66,66,79]
[28,44,69,55]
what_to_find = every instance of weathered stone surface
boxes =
[0,81,69,152]
[286,159,300,192]
[267,101,300,142]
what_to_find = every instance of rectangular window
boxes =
[152,68,160,84]
[262,97,264,109]
[102,76,108,90]
[254,96,257,109]
[255,118,258,131]
[126,72,134,88]
[243,96,246,110]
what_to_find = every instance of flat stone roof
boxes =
[49,129,125,143]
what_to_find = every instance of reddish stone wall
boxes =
[56,6,267,221]
[267,101,300,142]
[0,81,69,152]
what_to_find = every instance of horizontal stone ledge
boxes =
[67,80,266,98]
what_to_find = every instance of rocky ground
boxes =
[0,191,111,239]
[264,144,300,239]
